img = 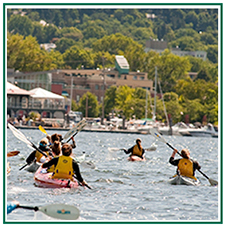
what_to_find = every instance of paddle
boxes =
[8,123,48,158]
[150,128,218,186]
[17,203,80,220]
[108,144,157,152]
[38,125,48,136]
[7,151,20,157]
[63,119,86,142]
[72,175,92,190]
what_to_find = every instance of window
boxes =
[133,76,137,80]
[95,84,99,90]
[140,76,145,80]
[76,95,80,102]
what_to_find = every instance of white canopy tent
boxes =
[29,87,65,109]
[29,87,64,99]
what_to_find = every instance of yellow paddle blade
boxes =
[38,125,47,135]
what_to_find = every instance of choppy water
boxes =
[6,128,220,223]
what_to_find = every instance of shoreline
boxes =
[12,125,148,134]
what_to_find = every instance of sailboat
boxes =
[137,67,160,133]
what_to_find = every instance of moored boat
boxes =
[127,155,146,162]
[34,166,79,188]
[168,175,200,186]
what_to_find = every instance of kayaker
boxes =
[123,138,145,159]
[47,141,61,173]
[48,133,76,149]
[26,138,52,165]
[42,143,87,186]
[7,200,19,214]
[169,148,201,180]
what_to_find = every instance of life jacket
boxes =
[47,155,59,173]
[52,156,73,179]
[178,158,197,180]
[35,150,49,162]
[132,144,143,157]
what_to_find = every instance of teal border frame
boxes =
[3,3,223,224]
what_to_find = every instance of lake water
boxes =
[5,128,220,223]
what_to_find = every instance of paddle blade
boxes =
[80,161,95,169]
[38,125,47,135]
[63,119,86,141]
[39,204,80,220]
[209,178,218,186]
[8,123,33,147]
[145,142,158,151]
[7,151,20,157]
[149,128,167,143]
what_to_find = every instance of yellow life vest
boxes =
[35,150,49,162]
[47,155,59,173]
[52,156,73,179]
[132,145,143,157]
[178,158,197,180]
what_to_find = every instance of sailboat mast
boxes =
[153,66,157,121]
[145,88,148,119]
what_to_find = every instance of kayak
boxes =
[168,175,200,186]
[25,162,41,173]
[127,155,146,162]
[34,166,79,189]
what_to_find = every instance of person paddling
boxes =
[42,143,87,186]
[169,148,201,180]
[48,133,76,149]
[123,138,145,159]
[46,141,61,173]
[26,138,52,165]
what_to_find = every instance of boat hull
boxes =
[168,175,200,186]
[127,155,146,162]
[34,167,79,188]
[25,162,41,173]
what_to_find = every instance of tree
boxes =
[104,86,117,117]
[55,37,77,53]
[78,92,99,117]
[7,34,56,71]
[63,45,94,69]
[207,45,218,63]
[147,49,192,93]
[8,14,34,36]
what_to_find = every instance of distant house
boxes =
[40,43,56,52]
[145,38,207,61]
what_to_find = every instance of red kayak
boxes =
[34,166,79,189]
[127,155,146,162]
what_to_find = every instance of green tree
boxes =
[78,92,99,117]
[63,45,94,69]
[7,34,56,71]
[207,45,218,63]
[55,37,77,53]
[8,14,34,36]
[147,50,192,93]
[104,86,117,117]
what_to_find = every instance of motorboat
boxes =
[158,122,189,136]
[179,123,218,137]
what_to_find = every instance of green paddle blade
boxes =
[39,204,80,220]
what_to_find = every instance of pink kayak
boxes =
[127,155,146,162]
[34,166,79,189]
